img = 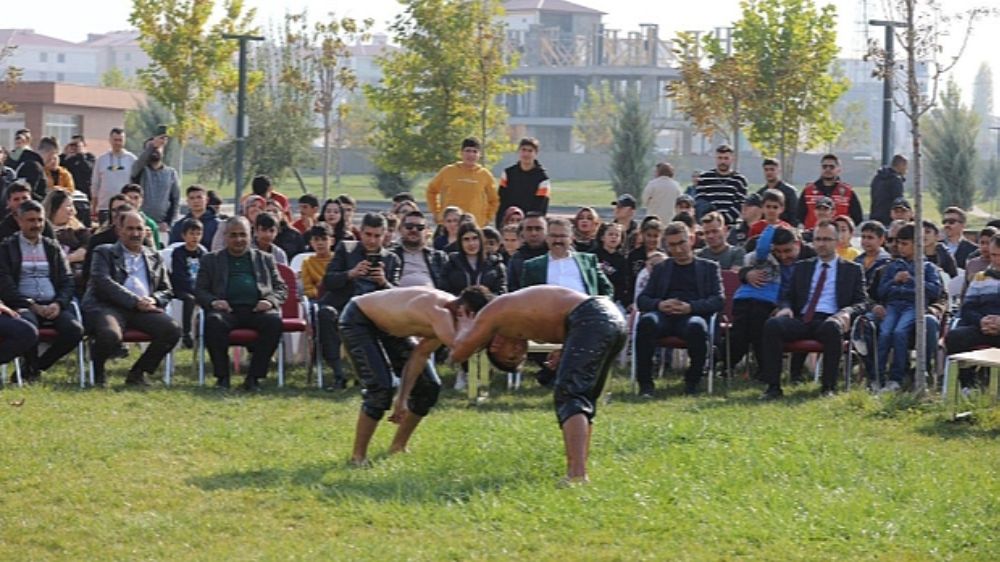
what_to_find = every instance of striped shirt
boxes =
[696,169,749,224]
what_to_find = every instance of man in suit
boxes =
[83,211,181,386]
[520,217,612,296]
[317,213,401,389]
[758,220,867,399]
[635,221,724,396]
[0,200,83,382]
[195,216,288,390]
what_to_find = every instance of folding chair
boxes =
[782,337,853,389]
[708,270,741,393]
[88,326,175,386]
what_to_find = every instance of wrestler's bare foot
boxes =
[388,445,410,455]
[348,457,372,469]
[557,475,590,488]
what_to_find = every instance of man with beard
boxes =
[797,154,863,230]
[756,158,798,225]
[695,144,748,224]
[391,211,448,289]
[60,135,95,199]
[506,212,548,291]
[131,134,180,233]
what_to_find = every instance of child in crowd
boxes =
[293,194,320,234]
[170,218,205,349]
[833,215,860,261]
[501,224,520,260]
[253,212,289,265]
[482,226,502,259]
[855,220,891,285]
[748,190,791,239]
[301,224,333,301]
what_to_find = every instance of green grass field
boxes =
[2,356,998,560]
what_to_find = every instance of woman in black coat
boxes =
[441,221,507,296]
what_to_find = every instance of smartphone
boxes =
[155,124,170,137]
[366,254,381,268]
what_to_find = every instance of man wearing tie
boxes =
[757,220,866,399]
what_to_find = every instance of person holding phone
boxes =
[130,130,179,234]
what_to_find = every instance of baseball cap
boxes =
[612,194,637,208]
[891,197,911,210]
[815,196,834,209]
[676,194,695,206]
[743,193,762,207]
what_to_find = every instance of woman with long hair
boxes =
[319,198,354,247]
[572,206,601,253]
[594,222,628,307]
[44,188,91,291]
[433,206,462,251]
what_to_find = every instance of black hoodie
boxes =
[496,160,550,226]
[869,166,904,226]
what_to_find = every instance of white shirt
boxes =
[546,254,586,295]
[123,249,151,298]
[92,150,138,210]
[642,176,681,221]
[802,257,839,316]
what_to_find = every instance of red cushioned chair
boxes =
[87,325,175,386]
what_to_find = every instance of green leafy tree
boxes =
[284,11,372,199]
[609,93,655,197]
[830,99,872,154]
[129,0,257,177]
[100,68,140,90]
[572,83,618,153]
[367,0,524,178]
[924,80,980,212]
[736,0,847,178]
[125,98,174,159]
[972,62,993,156]
[0,44,22,115]
[982,158,1000,214]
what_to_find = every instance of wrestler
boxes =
[447,285,627,484]
[338,285,493,465]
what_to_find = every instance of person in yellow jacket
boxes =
[426,137,498,227]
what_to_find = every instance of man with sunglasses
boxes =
[940,207,977,268]
[797,154,863,230]
[390,210,448,289]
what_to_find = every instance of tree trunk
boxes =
[906,3,928,395]
[322,110,331,201]
[177,140,185,185]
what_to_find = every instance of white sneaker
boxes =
[880,380,901,394]
[960,387,973,399]
[453,371,467,390]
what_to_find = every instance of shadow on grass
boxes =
[186,459,524,504]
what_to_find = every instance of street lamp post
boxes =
[869,20,905,167]
[223,33,264,214]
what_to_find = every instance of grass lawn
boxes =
[2,356,998,560]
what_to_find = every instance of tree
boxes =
[100,68,140,90]
[866,0,993,395]
[668,31,756,166]
[829,99,872,154]
[736,0,848,178]
[0,44,22,115]
[572,83,618,153]
[972,62,994,157]
[284,11,372,200]
[609,93,654,198]
[125,99,174,159]
[982,158,1000,214]
[923,79,980,212]
[367,0,524,178]
[129,0,257,178]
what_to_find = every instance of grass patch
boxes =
[1,355,998,560]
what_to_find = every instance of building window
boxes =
[57,53,66,63]
[56,72,65,82]
[0,113,27,149]
[43,113,82,145]
[39,52,48,62]
[124,52,132,62]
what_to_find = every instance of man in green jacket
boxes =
[520,217,612,296]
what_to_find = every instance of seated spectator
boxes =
[0,199,83,382]
[801,196,835,243]
[82,211,181,386]
[632,251,667,309]
[674,194,696,218]
[946,233,1000,392]
[941,206,977,268]
[727,193,761,248]
[121,183,163,250]
[921,220,958,278]
[211,194,266,252]
[833,215,860,261]
[571,206,600,253]
[506,213,547,291]
[44,188,90,290]
[39,137,75,193]
[393,211,448,288]
[635,221,724,396]
[253,212,289,266]
[748,190,792,239]
[382,213,399,248]
[433,206,462,252]
[890,197,913,222]
[169,185,219,248]
[595,222,628,307]
[334,194,361,239]
[964,226,998,289]
[441,222,506,297]
[521,217,611,296]
[501,206,525,227]
[0,180,55,241]
[873,224,942,392]
[611,194,639,250]
[263,199,306,259]
[195,216,288,390]
[81,196,137,287]
[318,198,355,250]
[481,226,502,260]
[626,218,664,307]
[169,218,205,349]
[207,190,225,219]
[293,194,320,234]
[855,220,891,285]
[696,211,745,270]
[499,224,520,263]
[302,224,334,301]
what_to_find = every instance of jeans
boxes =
[877,303,916,384]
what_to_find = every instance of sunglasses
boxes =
[403,223,426,231]
[942,219,961,225]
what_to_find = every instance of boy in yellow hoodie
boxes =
[426,137,498,227]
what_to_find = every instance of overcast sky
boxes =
[6,0,998,107]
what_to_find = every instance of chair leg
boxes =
[14,358,23,387]
[278,339,285,388]
[78,340,86,389]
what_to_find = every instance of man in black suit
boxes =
[635,221,724,396]
[758,220,867,399]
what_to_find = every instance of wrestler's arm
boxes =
[448,307,498,363]
[427,304,459,348]
[389,337,441,423]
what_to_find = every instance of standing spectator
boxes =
[426,137,498,227]
[169,185,220,248]
[92,127,136,225]
[890,197,913,222]
[695,144,748,224]
[869,154,907,226]
[571,206,600,253]
[7,130,45,192]
[196,216,287,390]
[0,147,15,194]
[728,193,762,248]
[635,221,724,395]
[946,233,1000,392]
[60,135,95,199]
[756,158,799,225]
[131,134,180,233]
[696,211,745,270]
[921,220,958,278]
[83,212,181,386]
[169,218,205,348]
[595,222,628,306]
[940,206,977,268]
[496,137,550,226]
[38,137,74,194]
[293,194,320,234]
[611,194,640,250]
[674,194,696,218]
[500,206,525,227]
[798,154,863,230]
[121,184,163,250]
[241,174,291,219]
[801,196,835,243]
[0,199,83,382]
[642,162,681,225]
[392,211,448,289]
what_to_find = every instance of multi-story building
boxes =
[82,30,150,83]
[0,29,99,85]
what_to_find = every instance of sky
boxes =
[5,0,998,107]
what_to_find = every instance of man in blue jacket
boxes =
[635,221,724,396]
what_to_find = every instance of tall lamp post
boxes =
[869,20,905,167]
[223,33,264,213]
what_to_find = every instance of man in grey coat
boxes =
[131,133,180,233]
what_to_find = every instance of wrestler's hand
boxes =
[388,398,410,424]
[544,350,562,370]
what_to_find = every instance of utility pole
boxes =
[991,126,1000,161]
[224,33,264,214]
[869,20,905,166]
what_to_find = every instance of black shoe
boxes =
[125,370,151,387]
[114,344,130,359]
[241,376,260,391]
[820,385,837,397]
[21,363,40,384]
[535,369,555,388]
[182,335,194,349]
[638,384,655,398]
[92,363,107,387]
[760,385,784,401]
[216,376,231,389]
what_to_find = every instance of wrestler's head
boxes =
[487,334,527,372]
[449,285,494,316]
